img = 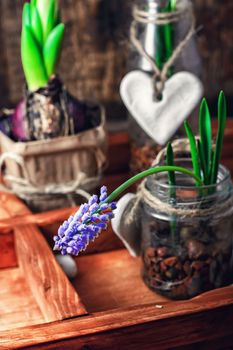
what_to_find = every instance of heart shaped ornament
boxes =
[120,71,204,145]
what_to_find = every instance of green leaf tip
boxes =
[44,0,56,42]
[22,3,31,28]
[210,91,227,184]
[199,97,212,184]
[184,120,201,183]
[43,23,65,77]
[31,6,43,47]
[166,142,176,187]
[21,25,48,92]
[170,0,176,11]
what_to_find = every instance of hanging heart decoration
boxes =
[120,70,203,145]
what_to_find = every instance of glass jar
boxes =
[127,0,202,174]
[141,159,233,299]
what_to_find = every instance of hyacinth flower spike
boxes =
[54,166,203,256]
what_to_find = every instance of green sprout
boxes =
[21,0,65,92]
[161,91,226,240]
[184,91,227,187]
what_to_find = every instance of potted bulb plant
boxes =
[53,91,233,300]
[0,0,107,212]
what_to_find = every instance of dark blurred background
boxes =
[0,0,232,122]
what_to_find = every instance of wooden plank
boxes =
[0,285,232,349]
[0,192,87,322]
[0,268,44,332]
[0,193,18,268]
[15,223,87,323]
[13,306,233,350]
[0,233,17,268]
[0,206,78,231]
[73,249,166,313]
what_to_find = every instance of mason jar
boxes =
[141,159,233,299]
[127,0,202,174]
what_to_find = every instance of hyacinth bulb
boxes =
[11,78,95,141]
[12,100,28,141]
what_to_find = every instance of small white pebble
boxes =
[155,305,163,309]
[56,254,78,279]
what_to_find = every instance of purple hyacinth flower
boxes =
[53,186,117,256]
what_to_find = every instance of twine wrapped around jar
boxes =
[128,138,233,220]
[112,138,233,257]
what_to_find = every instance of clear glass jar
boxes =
[128,0,202,174]
[141,159,233,299]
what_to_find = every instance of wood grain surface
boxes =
[0,285,233,349]
[15,223,87,323]
[0,193,87,325]
[0,233,16,268]
[0,268,44,332]
[73,249,166,313]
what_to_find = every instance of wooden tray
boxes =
[1,128,233,349]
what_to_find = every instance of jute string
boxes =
[130,4,196,98]
[0,152,101,201]
[126,139,233,224]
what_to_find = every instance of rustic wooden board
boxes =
[0,193,87,327]
[0,284,233,349]
[0,268,44,332]
[73,249,166,313]
[15,223,87,323]
[0,233,16,268]
[0,193,20,268]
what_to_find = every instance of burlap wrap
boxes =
[0,105,107,211]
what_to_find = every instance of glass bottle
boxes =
[127,0,202,174]
[141,159,233,299]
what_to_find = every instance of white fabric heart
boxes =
[120,71,203,145]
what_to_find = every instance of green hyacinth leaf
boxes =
[166,142,176,187]
[31,6,43,47]
[54,9,61,26]
[197,139,208,185]
[54,1,60,24]
[170,0,176,11]
[37,0,56,40]
[37,0,51,31]
[43,23,65,77]
[184,120,201,182]
[210,91,227,184]
[44,0,56,42]
[22,3,31,28]
[21,26,48,92]
[199,98,212,184]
